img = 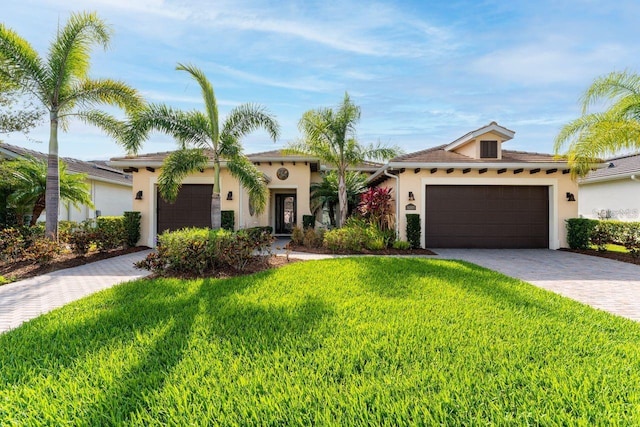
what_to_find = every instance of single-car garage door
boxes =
[425,185,549,248]
[157,184,213,234]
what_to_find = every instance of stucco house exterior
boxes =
[578,153,640,221]
[109,122,578,249]
[0,143,133,222]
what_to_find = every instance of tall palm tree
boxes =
[0,11,145,239]
[1,156,93,225]
[555,70,640,177]
[310,170,367,227]
[287,92,400,227]
[126,63,280,229]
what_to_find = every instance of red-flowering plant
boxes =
[358,187,395,232]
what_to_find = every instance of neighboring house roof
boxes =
[0,143,133,186]
[580,152,640,184]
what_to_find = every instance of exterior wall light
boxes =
[135,190,143,200]
[566,192,576,202]
[227,191,233,200]
[408,191,415,201]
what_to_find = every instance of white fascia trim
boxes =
[88,176,133,187]
[420,176,560,250]
[387,162,567,169]
[108,160,228,168]
[250,156,318,163]
[579,171,640,184]
[444,124,515,152]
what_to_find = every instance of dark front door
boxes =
[275,194,296,234]
[157,184,213,234]
[425,185,549,248]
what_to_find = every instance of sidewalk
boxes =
[0,250,152,334]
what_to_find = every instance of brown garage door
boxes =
[157,184,213,234]
[425,185,549,248]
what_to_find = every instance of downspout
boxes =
[384,169,400,238]
[238,182,243,230]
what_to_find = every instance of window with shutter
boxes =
[480,140,498,158]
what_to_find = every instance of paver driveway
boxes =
[435,249,640,322]
[0,250,152,333]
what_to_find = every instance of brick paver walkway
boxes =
[0,250,152,333]
[435,249,640,322]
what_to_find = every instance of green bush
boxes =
[221,210,235,231]
[0,275,8,286]
[25,237,61,266]
[291,226,304,246]
[303,227,324,248]
[302,215,315,229]
[94,216,127,251]
[406,214,421,249]
[68,221,95,256]
[0,228,25,264]
[323,219,386,252]
[392,240,411,250]
[58,221,78,244]
[566,218,597,249]
[123,211,141,247]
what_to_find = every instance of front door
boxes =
[275,194,296,234]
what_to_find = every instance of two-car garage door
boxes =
[425,185,549,248]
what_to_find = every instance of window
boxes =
[480,140,498,158]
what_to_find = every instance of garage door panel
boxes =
[425,185,548,248]
[157,184,213,234]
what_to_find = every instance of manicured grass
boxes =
[1,258,640,425]
[590,243,630,253]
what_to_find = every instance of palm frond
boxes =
[581,70,640,113]
[61,78,145,113]
[134,104,211,149]
[176,63,219,143]
[0,23,48,102]
[76,110,138,152]
[157,149,209,202]
[46,11,111,102]
[226,156,268,214]
[222,103,280,142]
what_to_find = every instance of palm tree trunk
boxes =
[211,159,222,229]
[45,111,60,240]
[338,169,348,228]
[30,194,46,226]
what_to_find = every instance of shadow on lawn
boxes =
[0,266,333,424]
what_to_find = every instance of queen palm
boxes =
[287,92,400,227]
[126,63,280,229]
[555,71,640,177]
[0,11,145,239]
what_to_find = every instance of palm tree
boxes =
[310,170,367,227]
[287,92,400,227]
[555,70,640,177]
[125,63,280,229]
[0,11,145,239]
[1,156,93,225]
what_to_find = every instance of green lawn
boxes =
[1,258,640,425]
[590,243,630,253]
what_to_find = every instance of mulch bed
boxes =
[0,246,150,283]
[559,248,640,266]
[286,244,437,256]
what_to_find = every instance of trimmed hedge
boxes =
[123,211,141,247]
[566,218,640,256]
[221,210,235,231]
[406,214,421,249]
[95,216,127,251]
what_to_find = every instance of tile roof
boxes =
[391,145,564,163]
[583,152,640,181]
[0,143,132,185]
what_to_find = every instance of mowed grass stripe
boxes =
[1,257,639,425]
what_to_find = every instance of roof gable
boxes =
[444,121,515,152]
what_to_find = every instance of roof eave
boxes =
[386,161,568,169]
[444,123,516,152]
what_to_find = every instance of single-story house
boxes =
[109,122,578,249]
[578,153,640,221]
[0,143,133,222]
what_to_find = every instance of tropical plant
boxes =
[555,70,640,177]
[125,64,279,229]
[310,170,367,227]
[287,93,400,227]
[358,186,394,232]
[0,156,93,226]
[0,83,43,134]
[0,11,145,239]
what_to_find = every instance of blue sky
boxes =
[2,0,639,160]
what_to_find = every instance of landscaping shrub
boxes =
[303,227,324,248]
[67,221,95,256]
[94,216,127,251]
[565,218,597,249]
[0,275,8,286]
[0,228,25,264]
[406,214,421,249]
[123,211,141,247]
[358,187,395,232]
[58,220,78,244]
[621,224,640,258]
[25,237,61,266]
[291,226,304,246]
[302,214,315,229]
[323,218,385,252]
[392,240,411,250]
[217,229,271,271]
[221,210,234,231]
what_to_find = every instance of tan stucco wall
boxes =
[452,131,505,160]
[131,162,316,246]
[384,168,578,249]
